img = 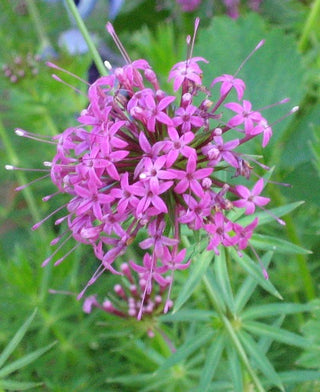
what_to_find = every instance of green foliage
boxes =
[0,310,55,390]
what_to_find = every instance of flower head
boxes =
[8,19,290,319]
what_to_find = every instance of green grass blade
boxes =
[159,310,215,322]
[237,201,304,227]
[219,315,266,392]
[134,340,165,366]
[243,321,314,349]
[0,342,57,379]
[0,379,43,391]
[250,234,311,255]
[0,309,37,369]
[239,330,284,391]
[258,316,284,355]
[173,250,214,313]
[278,370,320,384]
[203,268,227,313]
[155,330,214,372]
[106,373,153,386]
[226,343,244,392]
[234,252,273,314]
[230,248,282,299]
[198,333,225,392]
[214,250,235,313]
[140,377,174,392]
[241,302,319,320]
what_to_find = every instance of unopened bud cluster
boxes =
[2,53,41,83]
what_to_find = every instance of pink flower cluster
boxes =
[9,20,283,319]
[223,0,263,18]
[175,0,263,17]
[83,258,179,320]
[176,0,201,12]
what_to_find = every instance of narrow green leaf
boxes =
[226,343,244,392]
[230,248,282,299]
[237,201,304,227]
[155,330,214,372]
[250,234,311,255]
[106,373,154,385]
[198,333,225,392]
[159,310,215,322]
[258,316,284,355]
[140,377,173,392]
[173,250,214,313]
[214,250,235,313]
[190,381,233,392]
[234,252,273,314]
[203,268,227,313]
[243,321,314,349]
[0,379,42,391]
[134,340,165,366]
[239,331,284,391]
[241,302,319,320]
[278,370,320,384]
[0,309,37,369]
[219,315,266,392]
[0,342,57,378]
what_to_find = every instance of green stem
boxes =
[64,0,108,77]
[0,117,45,240]
[25,0,52,51]
[298,0,320,52]
[203,274,266,392]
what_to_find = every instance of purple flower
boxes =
[233,178,270,214]
[176,0,201,12]
[233,217,259,251]
[130,253,169,290]
[251,118,273,147]
[211,74,246,100]
[129,89,175,132]
[162,247,191,271]
[171,155,213,198]
[139,219,178,258]
[83,261,171,322]
[225,100,263,134]
[173,103,204,133]
[205,212,236,255]
[179,193,212,229]
[223,0,240,19]
[168,57,208,92]
[9,19,288,319]
[139,156,176,194]
[164,127,196,167]
[202,136,239,168]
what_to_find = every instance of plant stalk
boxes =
[203,274,266,392]
[64,0,108,76]
[25,0,53,51]
[298,0,320,51]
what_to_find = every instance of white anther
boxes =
[5,164,14,170]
